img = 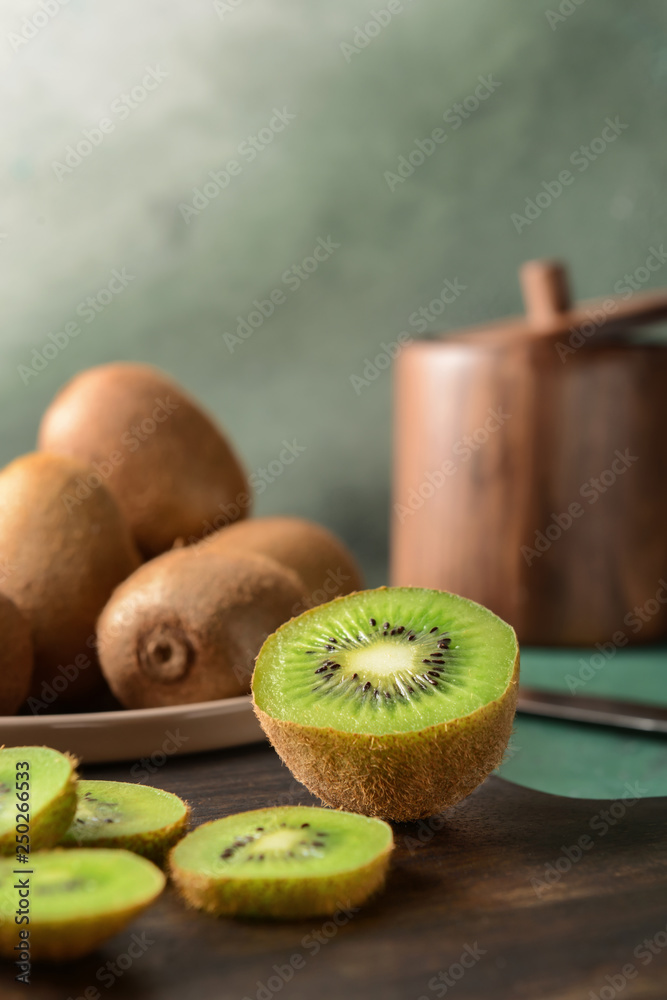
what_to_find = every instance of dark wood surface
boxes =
[5,743,667,1000]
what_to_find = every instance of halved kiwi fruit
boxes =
[0,746,78,855]
[61,780,190,865]
[0,848,165,961]
[252,587,519,821]
[169,805,393,919]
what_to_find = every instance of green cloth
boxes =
[497,645,667,799]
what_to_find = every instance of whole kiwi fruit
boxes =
[202,516,363,612]
[0,453,141,707]
[0,593,33,714]
[97,547,307,708]
[38,362,250,558]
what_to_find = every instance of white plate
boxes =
[0,695,265,764]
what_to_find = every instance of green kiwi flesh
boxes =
[169,805,393,919]
[61,780,190,865]
[0,848,165,960]
[0,746,78,855]
[252,587,519,821]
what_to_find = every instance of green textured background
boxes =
[1,1,666,798]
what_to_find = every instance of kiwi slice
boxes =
[169,805,393,919]
[0,848,165,961]
[0,746,78,855]
[61,780,190,865]
[252,587,519,821]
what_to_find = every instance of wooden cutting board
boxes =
[7,743,667,1000]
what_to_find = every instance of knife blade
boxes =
[517,687,667,735]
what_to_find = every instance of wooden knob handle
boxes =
[520,260,571,327]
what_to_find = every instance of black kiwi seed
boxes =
[369,618,376,626]
[301,823,310,828]
[438,640,450,649]
[408,634,416,641]
[383,622,390,630]
[430,627,438,634]
[396,626,405,634]
[352,673,358,679]
[363,682,371,692]
[313,841,325,848]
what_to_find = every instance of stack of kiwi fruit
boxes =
[0,362,363,713]
[1,361,522,960]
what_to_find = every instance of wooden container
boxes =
[391,261,667,645]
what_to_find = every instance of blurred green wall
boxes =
[1,0,666,584]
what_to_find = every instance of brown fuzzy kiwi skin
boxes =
[252,646,520,823]
[170,835,393,920]
[0,453,141,707]
[38,362,250,559]
[0,594,33,715]
[201,516,363,611]
[0,750,79,855]
[97,548,309,709]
